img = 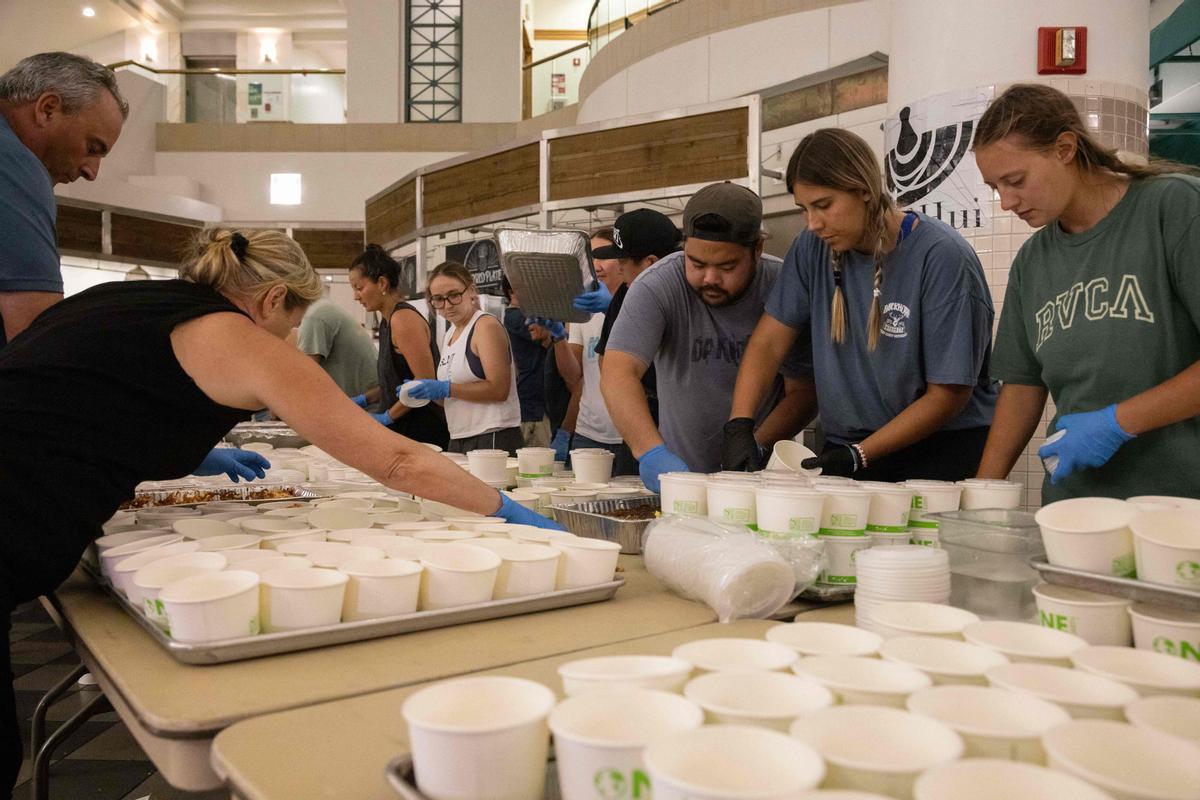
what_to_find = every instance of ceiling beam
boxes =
[1151,0,1200,67]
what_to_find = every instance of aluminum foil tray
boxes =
[552,496,661,554]
[224,422,310,449]
[119,484,319,510]
[495,229,595,324]
[93,570,624,665]
[1032,557,1200,612]
[387,754,561,800]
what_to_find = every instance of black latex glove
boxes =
[801,444,863,477]
[721,417,764,472]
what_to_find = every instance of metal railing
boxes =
[522,42,590,119]
[586,0,687,56]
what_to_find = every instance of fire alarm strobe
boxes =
[1038,26,1087,74]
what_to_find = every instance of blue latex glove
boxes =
[526,316,567,343]
[404,379,452,401]
[1038,404,1135,485]
[194,448,270,483]
[371,410,393,425]
[638,444,690,493]
[573,281,613,314]
[550,428,572,463]
[351,393,369,409]
[495,492,565,531]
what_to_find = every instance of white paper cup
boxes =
[306,507,372,531]
[550,689,704,800]
[1129,603,1200,662]
[791,655,932,707]
[756,487,825,537]
[818,533,870,585]
[963,620,1088,666]
[906,685,1070,764]
[402,676,556,800]
[99,534,185,578]
[377,538,434,562]
[413,529,482,544]
[385,520,452,533]
[324,527,391,544]
[307,544,384,570]
[338,558,422,620]
[222,548,285,565]
[515,447,555,478]
[504,490,540,510]
[466,449,509,482]
[397,380,430,408]
[158,570,260,642]
[550,489,599,507]
[957,479,1023,511]
[94,528,169,555]
[551,536,620,589]
[1124,695,1200,743]
[684,670,834,731]
[276,540,345,558]
[316,497,375,511]
[135,506,201,525]
[985,663,1138,720]
[368,511,426,527]
[1035,498,1139,577]
[904,480,962,532]
[110,540,203,598]
[172,518,242,540]
[197,533,263,552]
[1032,583,1132,646]
[789,706,963,799]
[237,556,313,576]
[1042,719,1200,800]
[237,516,310,535]
[659,472,709,517]
[818,488,871,534]
[473,541,559,599]
[558,655,694,697]
[1131,510,1200,589]
[595,487,642,502]
[418,543,501,610]
[570,449,616,484]
[131,552,228,628]
[880,636,1010,686]
[260,528,326,550]
[706,480,757,526]
[859,483,914,533]
[1070,645,1200,698]
[672,638,798,674]
[645,725,825,800]
[765,440,820,475]
[259,567,348,632]
[767,621,882,658]
[443,516,506,530]
[913,758,1116,800]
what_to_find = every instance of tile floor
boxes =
[9,601,228,800]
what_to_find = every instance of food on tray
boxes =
[118,486,301,509]
[601,506,659,521]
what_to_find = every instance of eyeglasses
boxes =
[429,289,467,309]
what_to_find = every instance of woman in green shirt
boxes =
[973,84,1200,502]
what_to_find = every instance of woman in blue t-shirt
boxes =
[724,128,997,480]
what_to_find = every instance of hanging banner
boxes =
[446,238,504,296]
[883,86,993,230]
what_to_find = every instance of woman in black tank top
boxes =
[348,245,448,447]
[0,229,559,796]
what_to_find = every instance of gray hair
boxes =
[0,52,129,119]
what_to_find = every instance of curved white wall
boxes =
[577,0,890,124]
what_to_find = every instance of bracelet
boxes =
[850,442,869,471]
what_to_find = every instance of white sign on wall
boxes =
[884,86,993,230]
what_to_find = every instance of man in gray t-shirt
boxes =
[297,299,378,397]
[601,183,811,490]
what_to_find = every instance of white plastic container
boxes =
[765,439,820,475]
[443,516,506,531]
[645,725,825,800]
[904,480,963,533]
[791,655,932,707]
[306,507,372,531]
[1070,645,1200,698]
[466,448,510,482]
[957,479,1023,511]
[237,517,310,535]
[197,533,263,552]
[549,489,598,507]
[558,655,693,697]
[755,487,824,537]
[963,620,1087,666]
[338,558,422,621]
[789,705,963,799]
[316,497,375,511]
[402,676,556,800]
[906,685,1070,764]
[672,638,797,674]
[259,567,348,632]
[819,534,871,585]
[515,447,555,478]
[913,758,1117,800]
[412,529,481,545]
[767,621,882,658]
[880,636,1009,686]
[818,487,871,534]
[260,528,326,550]
[706,480,757,526]
[99,534,185,578]
[1034,498,1139,577]
[384,520,450,534]
[1043,719,1200,800]
[236,556,313,577]
[683,670,834,731]
[158,570,261,642]
[659,472,709,516]
[306,544,385,570]
[550,536,620,589]
[1131,510,1200,589]
[1124,695,1200,743]
[418,543,501,610]
[866,602,978,640]
[110,540,203,598]
[222,548,284,565]
[172,517,241,540]
[1129,603,1200,661]
[1032,583,1132,646]
[549,689,704,800]
[570,449,615,484]
[324,527,391,544]
[130,552,227,628]
[984,663,1138,720]
[860,482,914,533]
[481,541,560,599]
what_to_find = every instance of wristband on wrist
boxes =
[850,442,868,471]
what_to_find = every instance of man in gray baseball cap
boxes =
[600,182,814,491]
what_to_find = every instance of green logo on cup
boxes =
[1176,560,1200,585]
[1154,636,1200,661]
[1038,610,1075,633]
[911,496,927,510]
[592,768,651,799]
[674,500,698,514]
[788,516,816,533]
[1111,553,1136,578]
[830,513,857,527]
[723,508,751,523]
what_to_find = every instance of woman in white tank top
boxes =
[403,261,523,454]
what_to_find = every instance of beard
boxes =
[692,281,751,307]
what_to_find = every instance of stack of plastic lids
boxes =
[854,545,951,635]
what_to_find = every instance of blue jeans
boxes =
[571,433,638,476]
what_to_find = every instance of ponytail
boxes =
[180,228,321,309]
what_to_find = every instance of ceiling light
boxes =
[82,6,96,16]
[270,173,302,206]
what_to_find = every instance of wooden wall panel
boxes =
[56,204,102,254]
[365,178,417,247]
[293,228,365,271]
[421,143,540,228]
[548,107,748,202]
[110,213,201,266]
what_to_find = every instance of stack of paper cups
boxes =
[859,482,915,547]
[905,480,964,548]
[515,447,555,481]
[815,486,871,585]
[854,545,952,634]
[755,486,825,539]
[706,477,759,527]
[659,472,709,517]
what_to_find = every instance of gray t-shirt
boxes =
[766,214,997,445]
[297,300,377,396]
[606,251,809,473]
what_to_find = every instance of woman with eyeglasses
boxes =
[404,261,525,455]
[347,244,448,447]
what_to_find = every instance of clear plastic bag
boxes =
[642,516,824,623]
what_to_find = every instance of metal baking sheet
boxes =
[1032,557,1200,612]
[96,572,624,665]
[387,754,562,800]
[495,228,594,324]
[552,496,661,554]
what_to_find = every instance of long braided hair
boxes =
[786,129,895,351]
